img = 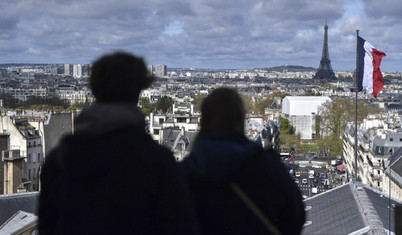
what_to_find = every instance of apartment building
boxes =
[343,112,402,196]
[0,116,43,192]
[2,87,47,102]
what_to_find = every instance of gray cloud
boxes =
[0,0,399,71]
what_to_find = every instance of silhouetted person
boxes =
[183,88,305,235]
[39,52,199,234]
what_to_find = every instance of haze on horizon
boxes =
[0,0,401,72]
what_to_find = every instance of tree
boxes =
[317,98,381,139]
[279,116,300,152]
[192,94,206,112]
[139,97,154,115]
[279,132,301,153]
[279,116,294,135]
[67,103,88,111]
[25,96,69,109]
[155,96,173,113]
[254,91,288,114]
[0,93,18,108]
[240,94,254,114]
[316,136,332,156]
[316,98,381,158]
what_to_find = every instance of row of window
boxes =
[28,141,41,147]
[28,167,40,180]
[27,153,41,163]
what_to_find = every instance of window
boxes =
[153,129,160,135]
[28,154,32,163]
[38,153,41,162]
[177,117,186,123]
[29,169,31,180]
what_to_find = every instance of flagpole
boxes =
[354,30,359,183]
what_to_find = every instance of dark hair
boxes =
[89,52,155,103]
[198,87,245,138]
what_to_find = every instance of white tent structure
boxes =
[282,96,331,140]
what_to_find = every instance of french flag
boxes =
[357,36,386,98]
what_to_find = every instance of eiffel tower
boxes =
[313,22,336,80]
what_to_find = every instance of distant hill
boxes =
[264,65,316,72]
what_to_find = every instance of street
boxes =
[285,159,346,198]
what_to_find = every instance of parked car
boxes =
[295,179,299,184]
[302,178,308,184]
[312,187,318,194]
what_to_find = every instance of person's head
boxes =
[199,87,245,137]
[89,52,154,104]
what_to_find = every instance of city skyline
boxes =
[0,0,401,72]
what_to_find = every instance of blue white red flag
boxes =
[357,36,386,98]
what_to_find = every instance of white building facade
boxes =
[282,96,331,140]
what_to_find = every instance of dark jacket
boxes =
[183,133,305,235]
[39,103,199,235]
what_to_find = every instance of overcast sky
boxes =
[0,0,400,71]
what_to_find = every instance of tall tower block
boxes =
[313,23,336,80]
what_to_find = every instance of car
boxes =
[312,187,318,194]
[309,174,314,179]
[299,164,306,168]
[295,179,299,184]
[302,179,308,184]
[312,165,321,169]
[295,171,301,177]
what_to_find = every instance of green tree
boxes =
[316,136,332,156]
[192,94,207,112]
[316,98,381,158]
[279,116,294,135]
[139,97,155,115]
[24,96,69,109]
[67,103,88,111]
[0,93,19,108]
[254,92,288,114]
[279,132,301,153]
[317,98,380,139]
[155,96,174,113]
[329,138,343,158]
[279,116,299,152]
[240,94,254,114]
